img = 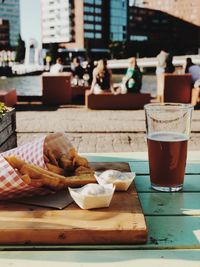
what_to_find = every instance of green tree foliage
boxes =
[15,35,25,63]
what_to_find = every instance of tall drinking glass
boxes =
[144,103,193,192]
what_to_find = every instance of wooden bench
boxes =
[0,89,17,107]
[42,72,72,105]
[85,91,151,110]
[72,85,90,99]
[163,74,192,103]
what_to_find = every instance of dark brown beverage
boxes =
[147,132,188,188]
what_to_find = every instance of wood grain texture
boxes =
[0,162,147,245]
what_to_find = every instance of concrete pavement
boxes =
[16,106,200,153]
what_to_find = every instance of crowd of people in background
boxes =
[49,52,200,104]
[50,57,142,94]
[49,56,143,95]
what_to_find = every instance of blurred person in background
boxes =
[165,54,175,74]
[156,50,169,101]
[120,57,142,94]
[50,57,63,73]
[71,57,84,80]
[185,57,200,85]
[89,59,116,94]
[185,57,200,106]
[84,58,95,85]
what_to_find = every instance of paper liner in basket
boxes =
[0,132,73,200]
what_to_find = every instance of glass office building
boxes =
[0,0,20,47]
[83,0,109,52]
[110,0,127,41]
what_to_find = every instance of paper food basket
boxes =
[0,132,73,200]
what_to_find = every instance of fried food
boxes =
[4,156,25,170]
[68,148,77,160]
[73,155,89,168]
[21,174,32,185]
[46,163,65,175]
[4,156,96,191]
[75,166,94,175]
[59,155,74,172]
[44,146,93,178]
[44,148,58,166]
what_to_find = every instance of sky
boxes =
[20,0,41,45]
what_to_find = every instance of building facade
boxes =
[0,0,20,47]
[41,0,109,57]
[41,0,73,44]
[110,0,127,41]
[0,19,9,48]
[41,0,200,58]
[132,0,200,26]
[128,0,200,56]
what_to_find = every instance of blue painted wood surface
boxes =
[0,152,200,256]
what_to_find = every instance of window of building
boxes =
[95,0,102,5]
[84,0,94,4]
[95,33,102,39]
[95,16,102,22]
[95,24,102,30]
[130,35,148,41]
[95,8,101,13]
[84,23,94,30]
[84,6,94,13]
[85,32,95,38]
[84,15,94,21]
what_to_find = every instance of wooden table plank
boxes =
[0,216,199,250]
[139,192,200,215]
[0,162,147,245]
[145,216,200,249]
[135,175,200,192]
[0,250,200,267]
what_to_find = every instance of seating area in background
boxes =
[0,89,17,107]
[42,72,89,105]
[163,73,192,103]
[42,72,72,105]
[85,91,151,110]
[31,72,200,109]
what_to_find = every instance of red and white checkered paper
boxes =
[0,132,73,200]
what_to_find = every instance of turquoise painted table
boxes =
[0,151,200,267]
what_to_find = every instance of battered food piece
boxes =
[73,155,89,168]
[75,166,94,175]
[4,156,96,190]
[59,155,74,172]
[46,163,65,175]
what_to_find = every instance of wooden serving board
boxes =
[0,162,148,245]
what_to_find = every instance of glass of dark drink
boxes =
[144,103,193,192]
